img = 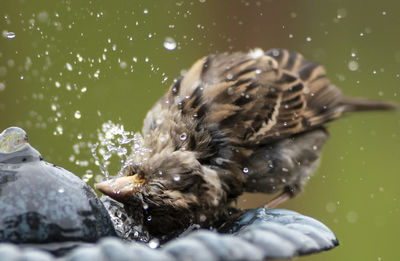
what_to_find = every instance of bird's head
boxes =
[95,149,224,234]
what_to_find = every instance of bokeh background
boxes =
[1,0,399,260]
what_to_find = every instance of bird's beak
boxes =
[95,174,145,203]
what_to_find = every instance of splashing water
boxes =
[90,121,148,180]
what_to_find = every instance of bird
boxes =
[95,48,396,238]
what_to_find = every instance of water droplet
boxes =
[336,8,347,19]
[38,11,49,22]
[248,48,264,58]
[199,0,206,3]
[7,59,14,67]
[143,202,149,210]
[66,63,73,71]
[282,167,289,172]
[227,87,234,95]
[82,172,93,182]
[312,145,318,150]
[326,202,337,213]
[58,188,65,193]
[163,37,177,51]
[148,238,159,249]
[173,175,181,182]
[346,211,358,223]
[0,82,5,91]
[51,104,57,111]
[120,61,127,69]
[242,167,249,174]
[271,49,280,57]
[76,54,83,62]
[199,214,207,222]
[74,110,82,119]
[2,31,15,39]
[143,9,149,14]
[155,118,163,125]
[159,135,167,143]
[267,160,274,168]
[306,36,312,42]
[55,81,61,88]
[158,170,163,175]
[226,73,234,80]
[147,215,152,221]
[348,60,359,71]
[215,158,224,165]
[55,125,63,135]
[179,132,187,141]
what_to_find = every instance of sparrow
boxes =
[95,48,396,238]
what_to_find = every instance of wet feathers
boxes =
[96,48,396,237]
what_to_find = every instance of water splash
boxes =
[90,121,148,179]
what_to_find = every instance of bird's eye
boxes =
[132,165,139,173]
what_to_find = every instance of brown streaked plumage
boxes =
[95,48,396,237]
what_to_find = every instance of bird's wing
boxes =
[141,49,394,196]
[163,49,344,146]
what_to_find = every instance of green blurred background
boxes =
[1,0,399,260]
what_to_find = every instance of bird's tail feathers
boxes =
[339,97,398,113]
